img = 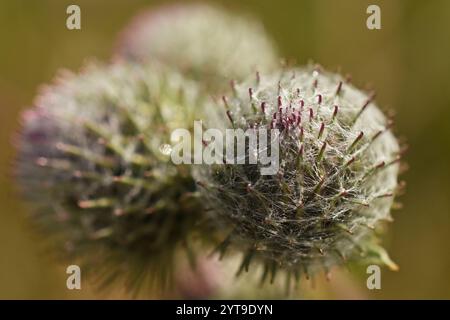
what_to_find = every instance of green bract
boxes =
[196,66,401,282]
[16,62,208,290]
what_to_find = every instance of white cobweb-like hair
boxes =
[195,66,402,282]
[15,61,210,291]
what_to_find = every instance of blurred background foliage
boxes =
[0,0,449,299]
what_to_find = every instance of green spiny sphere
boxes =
[115,3,279,86]
[16,62,208,290]
[196,66,401,282]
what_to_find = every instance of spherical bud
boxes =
[196,66,401,281]
[115,3,279,87]
[15,62,208,290]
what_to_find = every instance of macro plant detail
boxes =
[196,66,402,282]
[12,2,405,297]
[16,63,208,290]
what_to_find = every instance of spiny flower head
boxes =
[15,62,208,290]
[197,66,402,282]
[115,3,278,86]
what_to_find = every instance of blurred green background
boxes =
[0,0,449,299]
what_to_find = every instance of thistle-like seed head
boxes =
[115,3,279,86]
[15,62,208,290]
[197,66,402,281]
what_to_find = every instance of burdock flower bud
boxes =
[15,62,207,290]
[197,66,402,283]
[115,3,278,85]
